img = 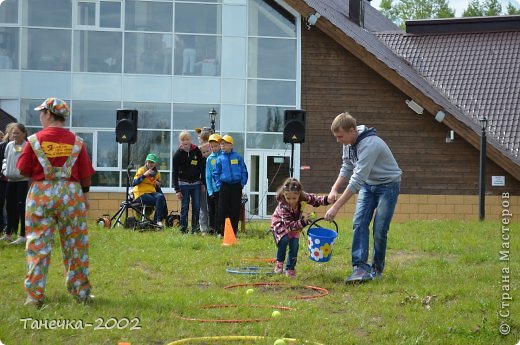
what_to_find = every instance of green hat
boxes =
[146,153,158,163]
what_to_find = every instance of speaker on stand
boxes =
[115,109,138,227]
[283,110,306,177]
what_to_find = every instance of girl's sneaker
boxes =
[274,261,284,274]
[10,236,26,245]
[285,269,296,278]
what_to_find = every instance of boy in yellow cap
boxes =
[205,133,221,235]
[212,135,248,236]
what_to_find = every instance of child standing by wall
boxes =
[172,130,205,234]
[198,142,211,233]
[271,178,330,277]
[212,135,247,236]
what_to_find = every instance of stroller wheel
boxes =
[97,217,111,228]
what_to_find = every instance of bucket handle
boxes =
[306,217,338,234]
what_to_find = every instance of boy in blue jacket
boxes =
[213,135,248,236]
[205,133,222,235]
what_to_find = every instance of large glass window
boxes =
[71,100,120,128]
[76,1,121,28]
[133,130,172,178]
[248,38,296,79]
[175,3,221,34]
[22,29,71,71]
[246,133,285,149]
[77,2,96,26]
[125,1,173,32]
[172,104,219,130]
[174,34,220,76]
[73,31,122,73]
[125,33,171,75]
[247,80,296,105]
[97,131,118,168]
[100,1,121,28]
[247,106,291,132]
[123,102,171,129]
[248,0,296,38]
[0,27,19,69]
[24,0,72,28]
[0,0,18,24]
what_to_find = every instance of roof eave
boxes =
[285,0,520,181]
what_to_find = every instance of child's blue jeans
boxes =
[276,234,299,270]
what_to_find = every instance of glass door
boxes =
[246,150,292,219]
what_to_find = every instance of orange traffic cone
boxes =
[222,218,237,246]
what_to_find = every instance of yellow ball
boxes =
[246,288,254,295]
[271,310,282,318]
[274,339,286,345]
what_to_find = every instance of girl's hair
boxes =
[275,177,307,203]
[179,130,191,141]
[198,130,210,142]
[3,122,16,142]
[331,112,357,133]
[13,123,27,137]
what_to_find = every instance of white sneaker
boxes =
[11,237,26,245]
[156,221,163,228]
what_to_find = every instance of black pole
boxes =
[125,143,132,224]
[290,143,294,177]
[479,128,486,221]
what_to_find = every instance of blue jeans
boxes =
[136,192,166,223]
[351,181,400,274]
[179,183,201,232]
[276,234,299,270]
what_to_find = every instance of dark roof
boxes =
[0,108,17,133]
[406,15,520,34]
[305,0,400,32]
[287,0,519,178]
[376,29,520,160]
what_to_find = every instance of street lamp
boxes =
[478,115,488,221]
[209,108,217,132]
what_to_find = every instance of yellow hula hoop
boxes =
[166,336,324,345]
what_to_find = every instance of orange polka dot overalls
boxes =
[24,134,91,303]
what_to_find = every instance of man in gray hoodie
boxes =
[325,112,401,283]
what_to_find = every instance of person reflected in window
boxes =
[182,35,196,75]
[132,153,167,227]
[0,47,13,69]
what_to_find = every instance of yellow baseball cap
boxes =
[220,135,234,145]
[208,133,221,142]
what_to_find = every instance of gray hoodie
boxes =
[2,140,29,182]
[339,125,401,193]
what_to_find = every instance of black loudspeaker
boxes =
[116,109,138,144]
[283,110,305,144]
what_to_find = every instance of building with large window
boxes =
[1,0,519,222]
[0,0,300,219]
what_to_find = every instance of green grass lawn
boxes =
[0,220,518,345]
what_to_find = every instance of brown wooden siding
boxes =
[299,27,520,195]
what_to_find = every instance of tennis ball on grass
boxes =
[271,310,282,318]
[274,339,286,345]
[246,288,254,295]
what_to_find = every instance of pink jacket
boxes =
[271,193,328,244]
